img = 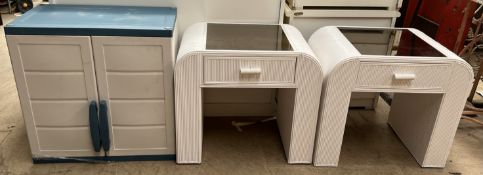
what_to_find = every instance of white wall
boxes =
[203,0,281,24]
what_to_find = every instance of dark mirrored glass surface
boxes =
[338,27,444,57]
[206,23,292,51]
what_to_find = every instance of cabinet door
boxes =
[7,35,101,157]
[92,36,175,156]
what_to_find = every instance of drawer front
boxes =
[204,56,296,84]
[357,63,450,89]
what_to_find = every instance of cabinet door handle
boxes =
[88,101,101,152]
[99,100,110,153]
[393,73,416,80]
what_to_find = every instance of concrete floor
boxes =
[0,13,482,175]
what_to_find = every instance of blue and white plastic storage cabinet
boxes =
[5,4,177,163]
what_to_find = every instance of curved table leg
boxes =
[313,62,357,166]
[175,55,203,164]
[278,57,324,163]
[389,66,471,167]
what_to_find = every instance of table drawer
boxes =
[203,56,296,84]
[356,63,450,89]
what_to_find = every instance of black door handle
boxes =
[88,101,101,152]
[99,100,110,153]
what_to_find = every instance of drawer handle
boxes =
[393,73,416,80]
[240,67,262,74]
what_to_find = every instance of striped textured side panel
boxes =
[175,53,204,163]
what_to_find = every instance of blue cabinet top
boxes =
[5,5,177,37]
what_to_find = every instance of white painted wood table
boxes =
[309,26,473,168]
[175,23,324,164]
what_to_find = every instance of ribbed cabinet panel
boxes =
[284,56,323,163]
[313,61,359,166]
[410,63,472,166]
[175,53,204,163]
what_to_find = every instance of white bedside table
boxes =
[309,26,473,167]
[175,23,324,164]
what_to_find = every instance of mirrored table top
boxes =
[338,27,445,57]
[206,23,293,51]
